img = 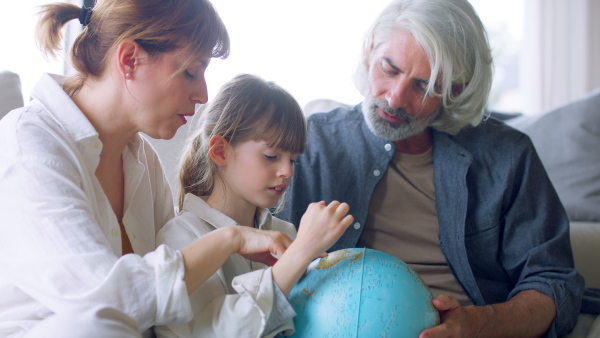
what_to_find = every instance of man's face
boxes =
[362,30,443,141]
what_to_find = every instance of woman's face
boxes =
[126,49,212,140]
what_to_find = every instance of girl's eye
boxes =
[264,155,277,160]
[184,70,195,80]
[290,159,298,165]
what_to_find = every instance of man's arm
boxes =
[420,289,555,338]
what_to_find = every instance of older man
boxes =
[280,0,588,336]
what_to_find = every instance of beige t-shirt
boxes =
[357,147,472,306]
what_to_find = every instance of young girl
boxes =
[155,74,354,338]
[0,1,297,336]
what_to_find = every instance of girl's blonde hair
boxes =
[35,0,230,96]
[178,74,307,211]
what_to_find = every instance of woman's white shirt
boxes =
[155,193,297,338]
[0,73,191,336]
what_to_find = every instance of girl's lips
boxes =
[377,107,404,124]
[269,186,286,195]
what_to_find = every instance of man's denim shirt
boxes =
[279,104,586,337]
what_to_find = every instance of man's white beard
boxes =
[362,91,442,141]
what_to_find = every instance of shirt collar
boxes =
[181,193,273,230]
[30,73,99,143]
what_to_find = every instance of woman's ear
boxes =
[115,40,142,80]
[208,135,229,167]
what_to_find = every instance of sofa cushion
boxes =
[506,88,600,222]
[0,71,24,119]
[569,221,600,288]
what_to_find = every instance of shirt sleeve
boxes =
[0,143,190,331]
[501,134,584,336]
[156,217,296,338]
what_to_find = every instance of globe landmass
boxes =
[288,248,440,337]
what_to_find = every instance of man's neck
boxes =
[393,128,433,154]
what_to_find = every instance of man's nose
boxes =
[386,78,412,110]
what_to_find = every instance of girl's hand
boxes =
[233,226,294,266]
[270,200,354,296]
[295,200,354,260]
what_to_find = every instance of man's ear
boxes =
[115,40,142,79]
[452,83,468,97]
[208,135,229,167]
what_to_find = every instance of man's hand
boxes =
[419,290,555,338]
[419,295,487,338]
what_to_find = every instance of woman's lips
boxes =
[178,113,195,125]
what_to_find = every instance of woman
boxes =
[0,1,296,336]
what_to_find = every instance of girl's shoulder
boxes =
[270,216,297,239]
[158,209,215,250]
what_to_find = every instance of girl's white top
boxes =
[155,193,297,338]
[0,73,191,336]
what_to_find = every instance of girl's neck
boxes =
[206,183,258,227]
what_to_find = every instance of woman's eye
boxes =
[184,70,195,80]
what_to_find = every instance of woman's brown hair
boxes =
[35,0,230,96]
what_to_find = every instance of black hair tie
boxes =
[79,6,93,26]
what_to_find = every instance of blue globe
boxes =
[288,248,439,337]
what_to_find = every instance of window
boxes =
[0,1,70,103]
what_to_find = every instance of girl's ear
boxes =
[208,135,229,167]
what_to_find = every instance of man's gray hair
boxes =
[354,0,493,134]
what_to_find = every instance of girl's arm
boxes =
[271,200,354,296]
[181,226,293,294]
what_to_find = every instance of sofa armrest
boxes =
[0,70,24,119]
[570,222,600,288]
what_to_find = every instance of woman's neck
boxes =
[72,77,136,156]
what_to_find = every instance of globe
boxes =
[288,248,439,337]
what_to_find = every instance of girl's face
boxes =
[127,50,211,140]
[221,139,298,210]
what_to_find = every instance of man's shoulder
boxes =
[444,115,535,161]
[306,104,364,126]
[455,115,530,145]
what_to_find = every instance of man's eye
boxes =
[184,70,195,80]
[380,60,397,75]
[416,81,428,93]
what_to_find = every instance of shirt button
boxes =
[385,143,392,151]
[353,222,361,230]
[373,170,381,177]
[111,228,119,237]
